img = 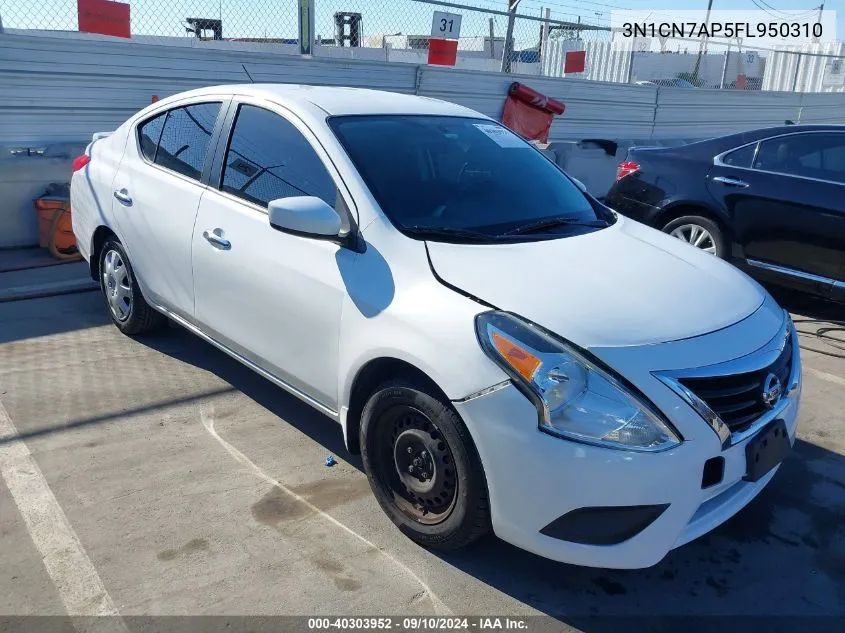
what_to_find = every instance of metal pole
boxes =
[540,7,551,73]
[298,0,315,57]
[791,53,803,92]
[501,1,520,73]
[626,39,636,83]
[720,43,730,89]
[692,0,714,85]
[813,3,824,43]
[489,17,495,58]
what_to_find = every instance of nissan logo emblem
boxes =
[761,373,783,409]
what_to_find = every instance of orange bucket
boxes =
[34,191,77,256]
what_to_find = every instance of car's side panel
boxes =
[192,187,350,410]
[707,164,844,289]
[108,99,229,321]
[192,97,360,410]
[707,132,845,292]
[607,150,727,230]
[70,127,131,265]
[336,218,510,415]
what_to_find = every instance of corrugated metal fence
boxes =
[2,32,843,148]
[763,42,845,93]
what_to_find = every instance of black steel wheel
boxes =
[377,405,458,525]
[361,378,491,550]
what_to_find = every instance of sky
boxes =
[0,0,841,48]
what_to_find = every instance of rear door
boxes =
[109,100,225,320]
[706,131,845,296]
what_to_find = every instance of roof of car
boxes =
[163,84,487,118]
[644,123,845,159]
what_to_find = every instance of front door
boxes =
[110,101,223,319]
[191,102,355,411]
[707,131,845,296]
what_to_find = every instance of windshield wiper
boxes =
[503,216,609,236]
[402,226,498,242]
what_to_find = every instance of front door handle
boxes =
[113,189,133,205]
[712,176,749,188]
[203,229,231,250]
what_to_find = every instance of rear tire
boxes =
[98,237,164,335]
[360,379,491,550]
[662,215,727,259]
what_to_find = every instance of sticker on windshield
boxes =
[473,123,525,148]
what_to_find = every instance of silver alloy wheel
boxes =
[668,223,717,254]
[102,249,132,322]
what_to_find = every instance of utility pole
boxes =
[813,2,824,43]
[501,0,521,73]
[692,0,713,85]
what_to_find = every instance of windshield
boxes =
[329,115,613,242]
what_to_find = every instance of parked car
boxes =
[71,85,801,569]
[606,124,845,303]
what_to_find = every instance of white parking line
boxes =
[0,400,128,633]
[804,366,845,387]
[199,403,453,616]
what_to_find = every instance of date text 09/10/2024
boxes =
[307,618,528,630]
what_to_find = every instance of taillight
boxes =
[72,154,90,174]
[616,161,640,181]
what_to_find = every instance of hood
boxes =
[427,216,765,348]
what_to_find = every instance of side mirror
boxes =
[268,196,343,238]
[570,177,587,193]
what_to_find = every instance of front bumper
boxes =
[454,305,801,569]
[455,380,799,569]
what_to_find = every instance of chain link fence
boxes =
[1,0,842,92]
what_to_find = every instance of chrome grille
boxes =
[679,336,793,433]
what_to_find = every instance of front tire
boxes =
[662,215,727,258]
[99,237,164,335]
[360,379,491,550]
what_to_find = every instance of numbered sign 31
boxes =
[431,11,462,40]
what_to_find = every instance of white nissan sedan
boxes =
[71,84,801,569]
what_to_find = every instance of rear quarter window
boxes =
[722,143,757,167]
[137,113,166,162]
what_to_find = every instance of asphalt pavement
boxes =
[0,280,843,632]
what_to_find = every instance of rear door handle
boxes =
[711,176,749,188]
[203,229,231,250]
[113,189,133,205]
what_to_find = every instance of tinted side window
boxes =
[722,143,756,167]
[822,143,845,182]
[754,133,845,183]
[155,102,221,181]
[221,105,336,208]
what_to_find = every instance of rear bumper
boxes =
[604,192,662,227]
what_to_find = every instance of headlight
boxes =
[475,311,681,452]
